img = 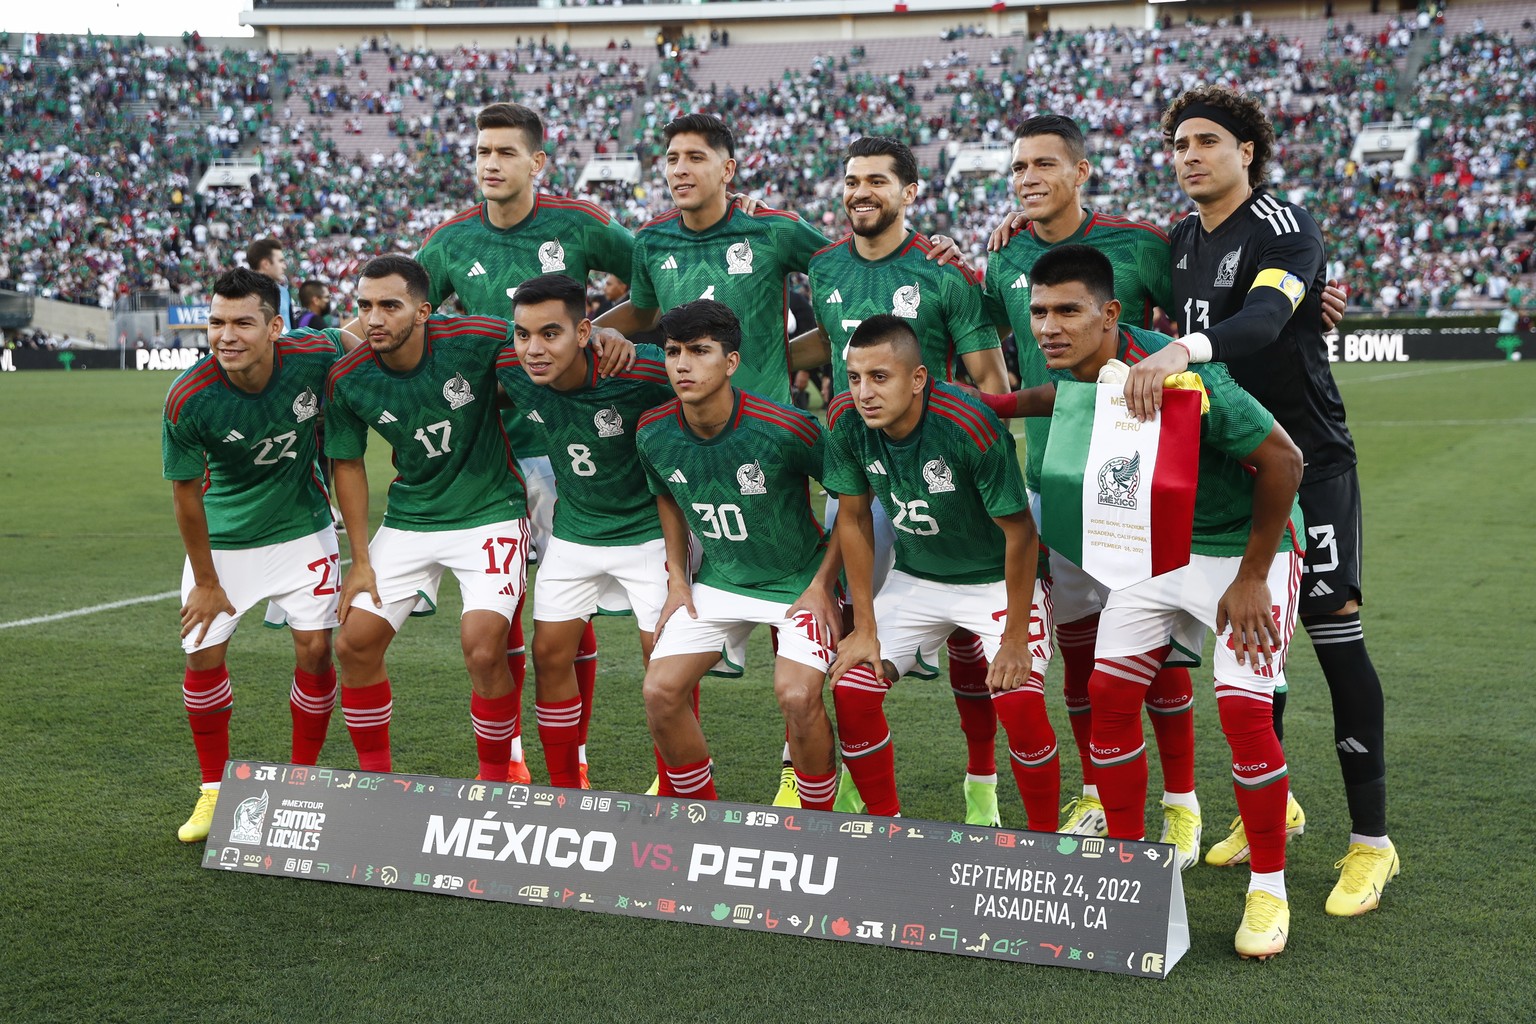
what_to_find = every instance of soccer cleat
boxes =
[1059,794,1108,836]
[771,764,801,808]
[507,758,531,786]
[1235,891,1290,960]
[964,778,1001,827]
[1326,841,1400,917]
[177,788,219,843]
[1205,793,1306,867]
[1160,802,1203,871]
[832,768,865,814]
[644,774,660,797]
[578,763,591,791]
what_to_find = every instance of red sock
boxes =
[506,606,526,743]
[471,691,519,782]
[184,665,233,784]
[1218,685,1290,873]
[794,768,838,811]
[948,631,997,775]
[537,696,583,787]
[662,757,717,799]
[993,680,1060,831]
[1088,648,1167,839]
[342,679,392,772]
[833,664,899,816]
[575,622,598,750]
[1146,666,1196,795]
[1057,614,1099,785]
[653,685,701,796]
[289,666,336,766]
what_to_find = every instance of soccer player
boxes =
[825,316,1057,830]
[1031,243,1305,958]
[162,268,354,842]
[635,300,842,807]
[791,135,1013,826]
[325,255,528,782]
[417,102,639,785]
[246,238,292,329]
[1123,85,1398,916]
[496,274,674,787]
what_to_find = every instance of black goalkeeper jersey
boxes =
[1169,189,1355,482]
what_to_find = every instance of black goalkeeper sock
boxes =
[1303,612,1388,836]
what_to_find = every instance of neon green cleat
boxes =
[1235,890,1290,960]
[772,764,801,808]
[832,768,865,814]
[1326,840,1400,917]
[963,779,1001,827]
[1059,794,1108,836]
[1205,793,1306,867]
[177,788,219,844]
[644,774,660,797]
[1159,803,1203,871]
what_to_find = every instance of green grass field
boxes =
[2,362,1532,1023]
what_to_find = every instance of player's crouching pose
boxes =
[325,255,532,782]
[825,316,1057,829]
[1024,245,1306,958]
[163,269,357,842]
[636,300,844,807]
[496,274,674,788]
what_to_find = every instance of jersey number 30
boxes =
[692,503,749,541]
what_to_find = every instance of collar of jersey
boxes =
[677,387,742,445]
[881,381,934,448]
[677,204,737,237]
[216,349,284,399]
[479,195,542,235]
[849,230,920,266]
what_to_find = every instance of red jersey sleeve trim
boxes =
[422,203,483,244]
[739,394,819,446]
[928,391,1000,449]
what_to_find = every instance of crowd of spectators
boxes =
[1,11,1531,317]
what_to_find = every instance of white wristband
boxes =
[1173,331,1212,364]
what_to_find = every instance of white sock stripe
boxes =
[343,702,393,726]
[574,652,598,663]
[840,733,892,759]
[506,646,527,656]
[1126,652,1162,671]
[794,774,838,799]
[664,762,714,789]
[535,707,584,727]
[1055,625,1098,646]
[474,724,519,741]
[183,681,233,709]
[288,685,337,714]
[1214,685,1272,705]
[947,640,986,662]
[1095,660,1157,685]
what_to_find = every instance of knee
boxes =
[333,626,369,669]
[641,669,687,713]
[461,633,505,676]
[776,679,826,722]
[293,632,333,673]
[531,629,570,673]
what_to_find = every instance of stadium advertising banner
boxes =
[1326,324,1528,361]
[204,761,1190,978]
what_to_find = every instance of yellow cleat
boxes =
[832,768,865,814]
[1059,794,1108,836]
[1235,890,1290,960]
[771,764,801,808]
[644,774,660,797]
[177,788,219,844]
[1159,803,1203,871]
[1205,793,1306,867]
[1326,841,1400,917]
[964,779,1001,827]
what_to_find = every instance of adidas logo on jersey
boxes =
[668,469,688,484]
[1177,255,1188,270]
[661,255,679,271]
[222,429,245,443]
[526,410,545,424]
[865,460,887,475]
[377,411,398,425]
[825,289,843,304]
[1010,272,1029,290]
[467,261,487,278]
[1307,579,1334,599]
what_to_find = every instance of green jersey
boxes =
[636,389,828,603]
[325,314,526,532]
[809,231,1000,392]
[984,211,1173,490]
[162,328,346,549]
[824,381,1028,586]
[628,203,828,404]
[417,194,636,460]
[1047,325,1303,557]
[495,343,673,546]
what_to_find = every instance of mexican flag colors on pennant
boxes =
[1040,382,1201,590]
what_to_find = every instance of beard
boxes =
[848,202,901,238]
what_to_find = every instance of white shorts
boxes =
[351,519,529,631]
[650,582,834,674]
[520,455,556,561]
[1029,487,1105,625]
[181,527,341,653]
[825,493,896,599]
[534,535,667,632]
[873,569,1053,682]
[1096,550,1304,695]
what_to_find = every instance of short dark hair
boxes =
[663,113,734,159]
[512,273,585,325]
[212,267,281,321]
[847,136,919,188]
[1161,85,1275,189]
[297,280,328,307]
[476,102,545,152]
[245,238,283,273]
[660,299,741,355]
[1014,114,1087,163]
[848,314,922,366]
[359,254,431,305]
[1028,244,1116,307]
